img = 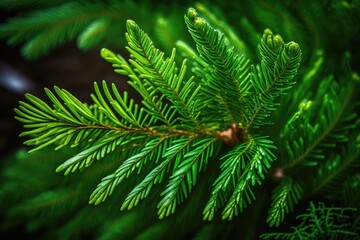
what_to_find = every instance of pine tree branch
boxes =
[203,138,255,221]
[100,49,177,127]
[0,2,132,59]
[204,135,276,220]
[185,8,251,124]
[266,177,303,227]
[246,31,301,129]
[281,76,356,170]
[157,137,217,219]
[89,136,171,205]
[309,136,360,196]
[195,3,248,56]
[12,6,305,223]
[121,137,196,211]
[125,20,201,127]
[221,141,276,220]
[261,202,359,239]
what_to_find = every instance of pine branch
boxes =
[89,136,171,205]
[5,2,360,238]
[309,134,360,196]
[203,138,255,221]
[280,73,358,169]
[120,137,194,211]
[91,81,149,129]
[10,189,81,217]
[0,1,135,59]
[221,136,276,220]
[342,173,360,209]
[204,135,276,221]
[13,6,302,222]
[15,87,105,152]
[261,202,359,239]
[194,3,248,57]
[77,18,112,50]
[185,8,251,125]
[15,82,163,175]
[101,49,177,127]
[247,29,301,129]
[158,137,217,219]
[266,177,303,227]
[0,0,65,10]
[125,20,202,128]
[54,131,133,175]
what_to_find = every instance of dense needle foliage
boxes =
[1,1,359,239]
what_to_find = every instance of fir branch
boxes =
[91,81,149,129]
[276,99,316,167]
[204,135,276,221]
[247,29,301,129]
[120,137,194,211]
[15,82,176,176]
[266,177,303,227]
[221,136,276,220]
[261,202,359,240]
[54,131,136,175]
[77,18,112,50]
[89,136,171,205]
[0,0,64,10]
[203,138,255,221]
[194,3,248,57]
[10,188,81,217]
[5,2,360,238]
[15,87,103,152]
[342,173,360,209]
[158,137,217,219]
[13,6,303,222]
[185,8,251,125]
[0,1,138,59]
[100,48,177,127]
[125,20,201,127]
[309,134,360,196]
[280,74,358,170]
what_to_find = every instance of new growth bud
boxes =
[100,48,116,60]
[126,20,138,30]
[273,35,283,46]
[288,42,300,55]
[299,100,312,111]
[194,17,206,30]
[264,28,273,36]
[187,8,198,20]
[352,72,360,83]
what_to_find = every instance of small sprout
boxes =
[194,17,206,30]
[273,35,283,46]
[187,8,198,20]
[264,28,273,36]
[126,19,138,31]
[288,42,300,55]
[299,100,312,111]
[304,101,312,110]
[352,72,360,83]
[100,48,116,60]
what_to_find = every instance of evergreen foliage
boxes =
[1,1,360,239]
[14,7,302,221]
[261,202,359,240]
[0,1,151,59]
